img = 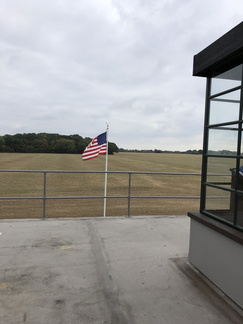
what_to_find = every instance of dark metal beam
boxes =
[193,21,243,77]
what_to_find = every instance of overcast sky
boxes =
[0,0,242,150]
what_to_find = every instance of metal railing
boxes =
[0,170,227,218]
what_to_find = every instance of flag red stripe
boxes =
[82,140,107,161]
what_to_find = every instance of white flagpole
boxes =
[103,123,109,217]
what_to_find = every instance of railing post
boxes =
[127,173,132,217]
[43,171,47,219]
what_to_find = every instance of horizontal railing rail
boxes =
[0,170,230,218]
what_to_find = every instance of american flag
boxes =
[82,132,107,161]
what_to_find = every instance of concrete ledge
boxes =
[188,212,243,245]
[188,216,243,309]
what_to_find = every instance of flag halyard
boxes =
[82,132,107,161]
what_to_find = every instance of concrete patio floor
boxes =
[0,216,242,324]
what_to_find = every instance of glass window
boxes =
[208,127,238,155]
[207,157,234,188]
[203,63,243,230]
[210,64,242,95]
[212,89,241,101]
[205,186,234,223]
[209,95,240,125]
[240,133,243,156]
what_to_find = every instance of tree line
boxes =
[119,148,203,154]
[0,133,119,154]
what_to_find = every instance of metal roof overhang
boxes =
[193,21,243,77]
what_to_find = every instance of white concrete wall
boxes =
[189,219,243,309]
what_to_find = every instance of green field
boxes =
[0,152,202,218]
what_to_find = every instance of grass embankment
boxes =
[0,152,202,219]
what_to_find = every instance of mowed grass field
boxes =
[0,152,202,219]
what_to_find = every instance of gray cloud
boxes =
[0,0,243,150]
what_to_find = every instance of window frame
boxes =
[200,64,243,231]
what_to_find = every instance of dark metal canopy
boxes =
[193,21,243,77]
